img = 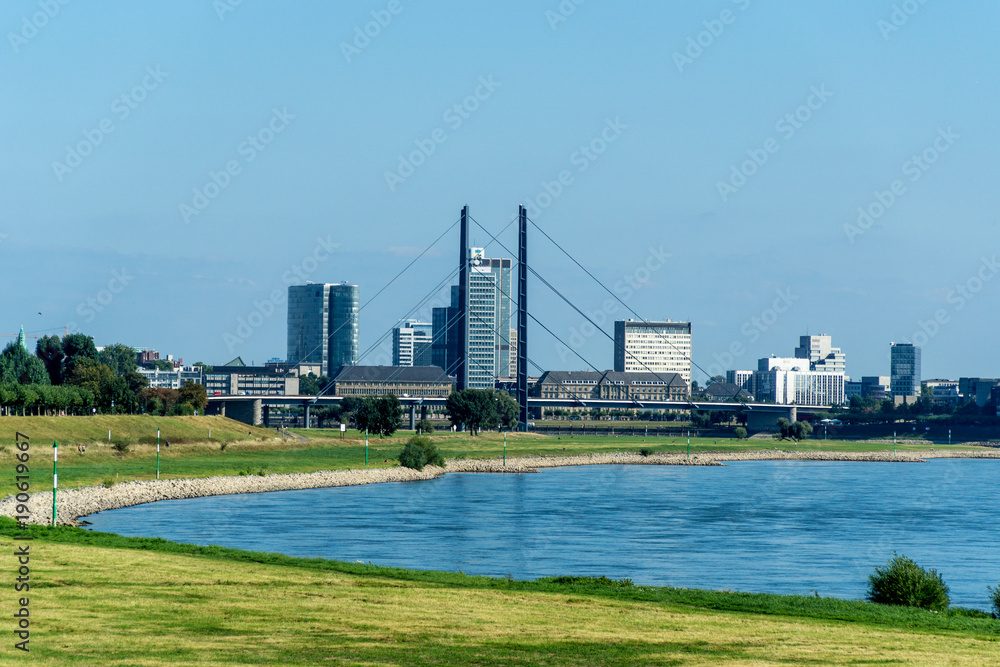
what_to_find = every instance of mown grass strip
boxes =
[4,517,995,638]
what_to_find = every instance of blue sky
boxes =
[2,0,998,380]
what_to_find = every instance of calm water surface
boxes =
[85,460,1000,610]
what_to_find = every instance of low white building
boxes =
[138,366,204,389]
[752,356,844,405]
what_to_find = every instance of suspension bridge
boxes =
[208,205,829,430]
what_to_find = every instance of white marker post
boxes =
[52,441,58,526]
[156,428,161,480]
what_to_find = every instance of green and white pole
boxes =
[52,441,58,526]
[948,429,952,446]
[503,431,507,466]
[156,428,161,480]
[687,434,690,460]
[365,428,368,466]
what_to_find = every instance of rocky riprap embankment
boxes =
[3,449,997,527]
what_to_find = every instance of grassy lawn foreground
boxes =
[3,521,998,666]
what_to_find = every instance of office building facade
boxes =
[331,365,454,398]
[861,376,890,400]
[794,334,846,374]
[613,320,692,385]
[752,356,844,405]
[204,365,299,396]
[534,370,688,402]
[432,286,462,376]
[392,321,433,367]
[432,250,513,389]
[890,343,921,398]
[137,366,204,390]
[287,282,359,378]
[468,248,512,389]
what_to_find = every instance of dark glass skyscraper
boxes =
[287,282,359,377]
[890,342,921,398]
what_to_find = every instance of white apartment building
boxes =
[613,320,692,385]
[794,334,846,374]
[392,321,433,367]
[138,366,204,389]
[753,356,844,405]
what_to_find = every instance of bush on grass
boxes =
[733,427,748,440]
[398,435,445,471]
[989,583,1000,617]
[541,576,635,589]
[867,553,950,611]
[416,418,435,434]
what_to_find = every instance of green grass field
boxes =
[3,417,1000,664]
[0,415,985,491]
[3,519,998,665]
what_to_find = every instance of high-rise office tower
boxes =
[794,334,846,374]
[890,342,921,398]
[613,320,692,385]
[472,248,513,383]
[432,249,513,389]
[392,321,433,367]
[432,286,462,376]
[286,282,359,377]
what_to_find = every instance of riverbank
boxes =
[5,448,999,526]
[3,519,997,666]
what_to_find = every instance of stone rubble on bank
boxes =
[2,449,997,527]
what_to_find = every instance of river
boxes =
[84,459,1000,610]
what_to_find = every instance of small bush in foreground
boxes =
[734,427,747,440]
[398,435,445,471]
[989,583,1000,617]
[111,442,130,457]
[867,553,950,611]
[638,447,651,457]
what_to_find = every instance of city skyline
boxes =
[4,2,998,381]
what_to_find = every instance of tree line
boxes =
[302,388,520,436]
[0,334,206,416]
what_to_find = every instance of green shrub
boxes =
[989,583,1000,617]
[102,479,114,489]
[111,442,130,458]
[733,427,747,440]
[398,435,445,471]
[867,554,950,611]
[416,418,435,434]
[945,606,992,619]
[541,576,634,589]
[638,447,651,457]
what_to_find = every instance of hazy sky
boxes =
[3,1,998,381]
